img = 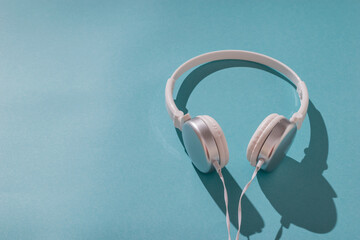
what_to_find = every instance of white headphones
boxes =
[165,50,309,239]
[166,50,308,172]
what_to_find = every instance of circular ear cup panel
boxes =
[198,115,229,168]
[247,114,286,166]
[182,117,220,173]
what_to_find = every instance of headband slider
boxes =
[290,112,304,130]
[174,113,191,130]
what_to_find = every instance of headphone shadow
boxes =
[173,60,337,239]
[258,101,337,239]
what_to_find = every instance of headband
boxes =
[165,50,309,130]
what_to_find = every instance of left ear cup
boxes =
[182,116,228,173]
[197,115,229,168]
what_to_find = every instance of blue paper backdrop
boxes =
[0,1,359,239]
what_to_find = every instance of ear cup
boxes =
[182,117,220,173]
[198,115,229,168]
[259,117,297,171]
[246,114,278,162]
[247,114,285,166]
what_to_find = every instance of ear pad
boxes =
[247,114,284,166]
[182,116,228,173]
[197,115,229,168]
[259,117,297,171]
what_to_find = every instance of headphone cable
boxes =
[236,159,264,240]
[213,161,231,240]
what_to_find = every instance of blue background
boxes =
[0,1,359,239]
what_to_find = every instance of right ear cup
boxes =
[197,115,229,168]
[247,114,284,166]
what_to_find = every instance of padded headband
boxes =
[165,50,309,130]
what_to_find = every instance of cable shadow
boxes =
[258,101,337,239]
[176,126,263,238]
[174,59,286,237]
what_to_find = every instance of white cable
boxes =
[236,159,264,240]
[213,159,264,240]
[213,161,231,240]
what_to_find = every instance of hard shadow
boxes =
[177,126,264,237]
[173,59,337,238]
[258,101,337,239]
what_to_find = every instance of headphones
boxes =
[165,50,309,173]
[165,50,309,239]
